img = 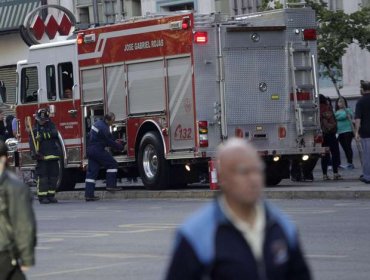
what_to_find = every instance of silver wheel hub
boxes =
[143,144,158,179]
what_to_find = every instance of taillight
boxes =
[77,33,84,45]
[303,29,317,40]
[278,126,287,139]
[198,121,208,147]
[182,17,190,30]
[194,32,208,44]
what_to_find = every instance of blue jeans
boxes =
[361,138,370,181]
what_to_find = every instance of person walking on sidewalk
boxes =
[335,97,354,169]
[165,138,311,280]
[319,95,342,181]
[85,112,124,201]
[355,80,370,184]
[0,140,36,280]
[29,108,61,204]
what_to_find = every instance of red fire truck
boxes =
[4,5,325,190]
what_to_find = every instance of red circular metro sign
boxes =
[20,5,76,46]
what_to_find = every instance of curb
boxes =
[55,189,370,200]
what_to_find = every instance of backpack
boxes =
[320,100,337,134]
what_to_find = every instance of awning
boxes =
[0,0,41,33]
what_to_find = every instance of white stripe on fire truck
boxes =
[17,138,82,149]
[78,23,171,61]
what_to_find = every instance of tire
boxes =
[138,131,169,190]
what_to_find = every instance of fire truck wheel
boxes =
[138,131,169,189]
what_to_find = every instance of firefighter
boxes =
[85,112,124,201]
[28,108,61,204]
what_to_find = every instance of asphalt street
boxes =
[26,199,370,280]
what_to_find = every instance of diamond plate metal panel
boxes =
[223,48,290,125]
[223,29,286,49]
[193,27,222,149]
[285,9,316,29]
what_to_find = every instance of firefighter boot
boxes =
[39,196,50,204]
[48,177,58,203]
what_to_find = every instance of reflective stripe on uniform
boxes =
[48,190,56,194]
[91,126,99,133]
[106,169,117,173]
[85,179,95,183]
[38,191,48,196]
[44,155,60,160]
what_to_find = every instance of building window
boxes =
[21,67,39,104]
[78,6,90,24]
[58,63,74,99]
[46,65,57,101]
[158,0,195,12]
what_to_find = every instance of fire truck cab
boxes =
[9,6,325,190]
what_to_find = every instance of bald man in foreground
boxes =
[165,138,311,280]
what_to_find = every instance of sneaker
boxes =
[333,174,343,180]
[347,164,355,170]
[85,196,100,202]
[323,175,331,181]
[39,197,50,204]
[339,164,348,169]
[48,197,58,203]
[328,166,333,171]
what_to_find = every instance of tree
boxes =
[306,0,370,96]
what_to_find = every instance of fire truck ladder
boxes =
[289,42,320,137]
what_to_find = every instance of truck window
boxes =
[21,67,39,103]
[58,62,74,99]
[46,65,56,101]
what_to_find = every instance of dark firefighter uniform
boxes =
[85,116,123,201]
[29,109,61,204]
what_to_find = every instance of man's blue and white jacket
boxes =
[166,199,311,280]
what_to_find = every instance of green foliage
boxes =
[306,0,370,95]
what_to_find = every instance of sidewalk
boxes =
[55,154,370,201]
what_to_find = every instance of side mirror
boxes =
[0,81,6,103]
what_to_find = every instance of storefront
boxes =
[0,0,41,113]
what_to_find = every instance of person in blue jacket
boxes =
[85,112,124,201]
[335,97,354,169]
[166,138,311,280]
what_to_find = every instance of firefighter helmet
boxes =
[35,108,50,121]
